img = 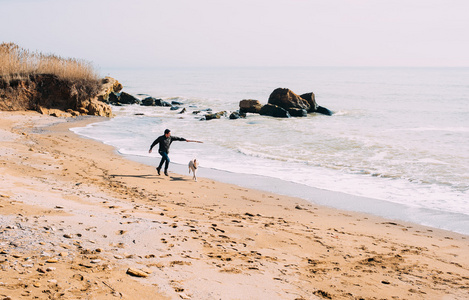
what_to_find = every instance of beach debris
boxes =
[169,260,191,267]
[102,280,123,298]
[178,292,191,299]
[72,274,84,281]
[79,263,93,268]
[126,267,149,277]
[40,251,51,257]
[313,290,332,299]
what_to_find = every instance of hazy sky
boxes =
[2,0,468,68]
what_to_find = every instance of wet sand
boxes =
[1,111,468,300]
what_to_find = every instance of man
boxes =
[149,129,201,176]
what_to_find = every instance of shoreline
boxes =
[71,107,469,237]
[122,153,469,236]
[1,111,468,299]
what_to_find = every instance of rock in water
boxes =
[299,92,318,112]
[203,111,226,120]
[229,111,245,119]
[97,77,123,103]
[116,92,140,105]
[268,88,312,111]
[287,107,308,117]
[315,105,333,116]
[259,104,291,118]
[239,99,262,113]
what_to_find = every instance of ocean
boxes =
[71,67,469,235]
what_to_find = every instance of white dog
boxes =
[188,159,199,181]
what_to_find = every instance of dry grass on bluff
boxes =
[0,43,110,114]
[0,42,99,83]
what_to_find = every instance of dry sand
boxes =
[0,111,468,300]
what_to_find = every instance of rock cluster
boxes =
[253,88,333,118]
[104,87,332,121]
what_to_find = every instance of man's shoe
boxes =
[156,167,161,175]
[164,171,169,176]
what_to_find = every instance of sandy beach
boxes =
[1,111,468,300]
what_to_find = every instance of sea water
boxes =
[72,67,469,234]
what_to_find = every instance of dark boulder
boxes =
[108,92,119,104]
[141,97,171,107]
[171,100,183,105]
[299,92,318,112]
[268,88,311,111]
[141,97,158,106]
[287,108,308,117]
[314,105,334,116]
[259,104,290,118]
[170,106,179,110]
[179,107,187,114]
[119,92,140,105]
[109,92,140,105]
[239,99,262,113]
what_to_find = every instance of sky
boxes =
[1,0,468,69]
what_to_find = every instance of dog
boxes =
[188,159,199,181]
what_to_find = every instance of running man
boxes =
[149,129,202,176]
